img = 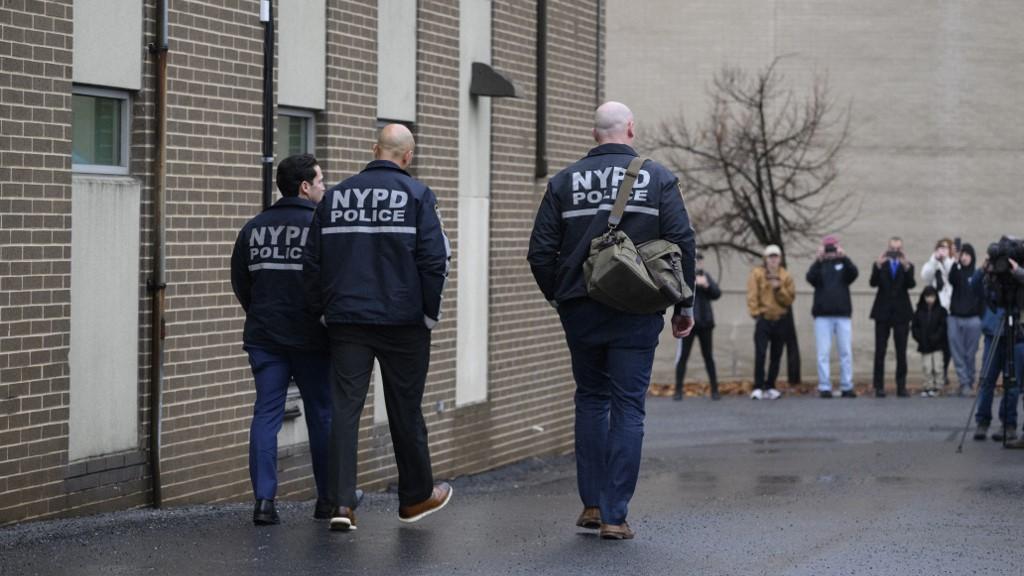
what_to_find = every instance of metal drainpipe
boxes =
[147,0,170,508]
[535,0,548,178]
[260,0,274,210]
[595,0,602,106]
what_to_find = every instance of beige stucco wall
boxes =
[606,0,1024,386]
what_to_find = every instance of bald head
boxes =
[593,101,635,144]
[373,123,416,168]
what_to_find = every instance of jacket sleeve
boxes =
[301,204,325,316]
[921,256,939,283]
[527,183,562,304]
[844,257,859,284]
[705,273,722,301]
[658,176,697,315]
[746,269,760,318]
[775,272,797,308]
[869,262,881,288]
[416,187,451,329]
[904,263,917,290]
[806,260,821,287]
[230,228,251,312]
[910,312,921,344]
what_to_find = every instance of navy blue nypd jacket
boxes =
[231,196,328,352]
[304,160,451,328]
[528,143,696,314]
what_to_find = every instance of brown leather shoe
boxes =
[398,482,453,523]
[599,521,634,540]
[329,506,357,532]
[576,506,601,529]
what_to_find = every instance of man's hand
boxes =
[1010,258,1020,272]
[672,314,694,338]
[695,274,708,288]
[876,251,888,267]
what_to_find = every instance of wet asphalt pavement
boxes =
[3,395,1024,576]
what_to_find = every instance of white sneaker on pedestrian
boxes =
[750,389,763,400]
[920,390,930,398]
[765,389,782,400]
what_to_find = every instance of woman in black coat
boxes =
[675,252,722,400]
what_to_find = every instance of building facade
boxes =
[606,0,1024,386]
[0,0,604,524]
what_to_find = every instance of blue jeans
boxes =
[974,335,1023,428]
[247,346,332,501]
[814,316,853,392]
[558,299,663,526]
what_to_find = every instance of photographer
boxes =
[869,237,916,397]
[974,251,1024,443]
[806,235,858,398]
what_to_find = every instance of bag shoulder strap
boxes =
[607,156,647,229]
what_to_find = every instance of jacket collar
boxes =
[586,143,638,158]
[362,159,410,176]
[269,196,316,210]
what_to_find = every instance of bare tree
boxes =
[642,58,855,263]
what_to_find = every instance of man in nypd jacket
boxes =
[303,124,452,532]
[230,154,332,525]
[528,101,696,540]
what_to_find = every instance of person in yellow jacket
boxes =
[746,245,797,399]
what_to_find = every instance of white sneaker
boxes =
[750,389,763,400]
[920,390,930,398]
[765,389,782,400]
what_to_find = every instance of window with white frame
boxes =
[276,108,316,159]
[71,86,130,175]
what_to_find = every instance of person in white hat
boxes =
[746,245,796,399]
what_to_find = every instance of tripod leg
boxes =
[957,321,1004,453]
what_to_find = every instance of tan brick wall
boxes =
[1,0,603,524]
[0,0,77,523]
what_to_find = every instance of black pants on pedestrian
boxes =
[675,325,718,394]
[873,320,909,393]
[326,324,434,509]
[754,317,787,390]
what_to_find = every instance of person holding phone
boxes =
[674,251,722,401]
[869,236,916,397]
[746,245,796,400]
[806,235,859,398]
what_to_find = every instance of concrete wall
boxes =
[607,0,1024,387]
[72,0,142,90]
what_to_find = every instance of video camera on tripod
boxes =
[957,236,1024,451]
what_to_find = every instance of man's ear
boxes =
[403,149,414,167]
[626,120,635,139]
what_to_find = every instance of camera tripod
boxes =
[956,307,1021,452]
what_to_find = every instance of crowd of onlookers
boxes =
[673,236,1024,442]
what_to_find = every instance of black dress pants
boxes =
[675,325,718,392]
[326,324,434,508]
[873,320,909,392]
[754,317,787,390]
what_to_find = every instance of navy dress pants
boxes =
[246,347,332,501]
[558,298,663,526]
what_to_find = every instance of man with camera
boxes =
[746,245,796,400]
[528,101,696,540]
[869,237,916,397]
[974,240,1024,445]
[806,235,859,398]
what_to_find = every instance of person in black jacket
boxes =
[806,235,859,398]
[946,243,984,396]
[528,101,696,540]
[911,286,947,397]
[869,236,916,397]
[674,252,721,401]
[304,124,452,532]
[230,154,332,525]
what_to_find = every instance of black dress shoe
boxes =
[896,389,909,398]
[253,499,280,525]
[874,389,886,398]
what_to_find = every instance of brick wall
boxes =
[0,0,75,522]
[0,0,603,524]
